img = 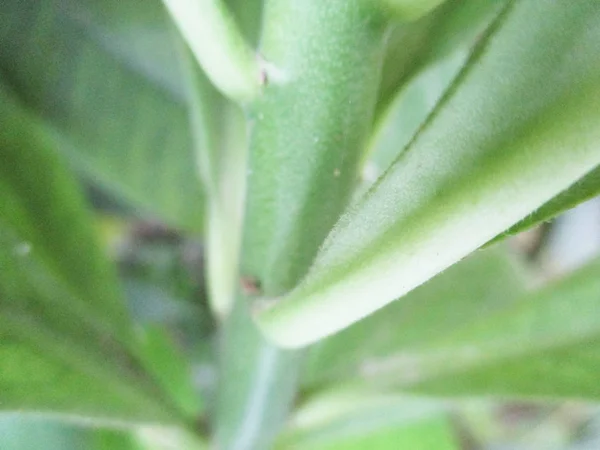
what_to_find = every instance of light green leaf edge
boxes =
[303,247,528,386]
[376,0,507,121]
[177,38,248,318]
[162,0,262,103]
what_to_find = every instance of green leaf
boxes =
[179,41,248,317]
[0,0,204,232]
[277,389,458,450]
[256,0,600,347]
[392,257,600,399]
[162,0,262,102]
[367,48,468,178]
[135,427,209,450]
[0,84,130,343]
[376,0,507,120]
[225,0,263,46]
[306,256,600,402]
[491,165,600,243]
[170,0,262,318]
[0,85,177,423]
[304,247,527,386]
[136,325,203,418]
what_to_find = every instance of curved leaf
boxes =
[304,248,527,386]
[162,0,261,102]
[256,0,600,347]
[376,0,506,120]
[179,42,248,317]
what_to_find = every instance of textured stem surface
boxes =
[215,1,389,448]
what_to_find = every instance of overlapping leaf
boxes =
[0,417,140,450]
[376,0,507,120]
[179,43,248,317]
[256,0,600,347]
[367,49,468,178]
[304,248,527,386]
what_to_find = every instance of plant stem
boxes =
[178,39,248,319]
[215,300,302,450]
[242,0,388,296]
[215,1,390,448]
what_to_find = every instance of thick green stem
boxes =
[242,0,388,295]
[215,1,389,448]
[215,300,302,450]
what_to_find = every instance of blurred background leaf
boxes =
[376,0,507,122]
[392,256,600,400]
[0,0,204,232]
[0,417,140,450]
[0,82,193,425]
[278,388,458,450]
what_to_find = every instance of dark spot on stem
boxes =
[257,53,269,86]
[240,276,262,296]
